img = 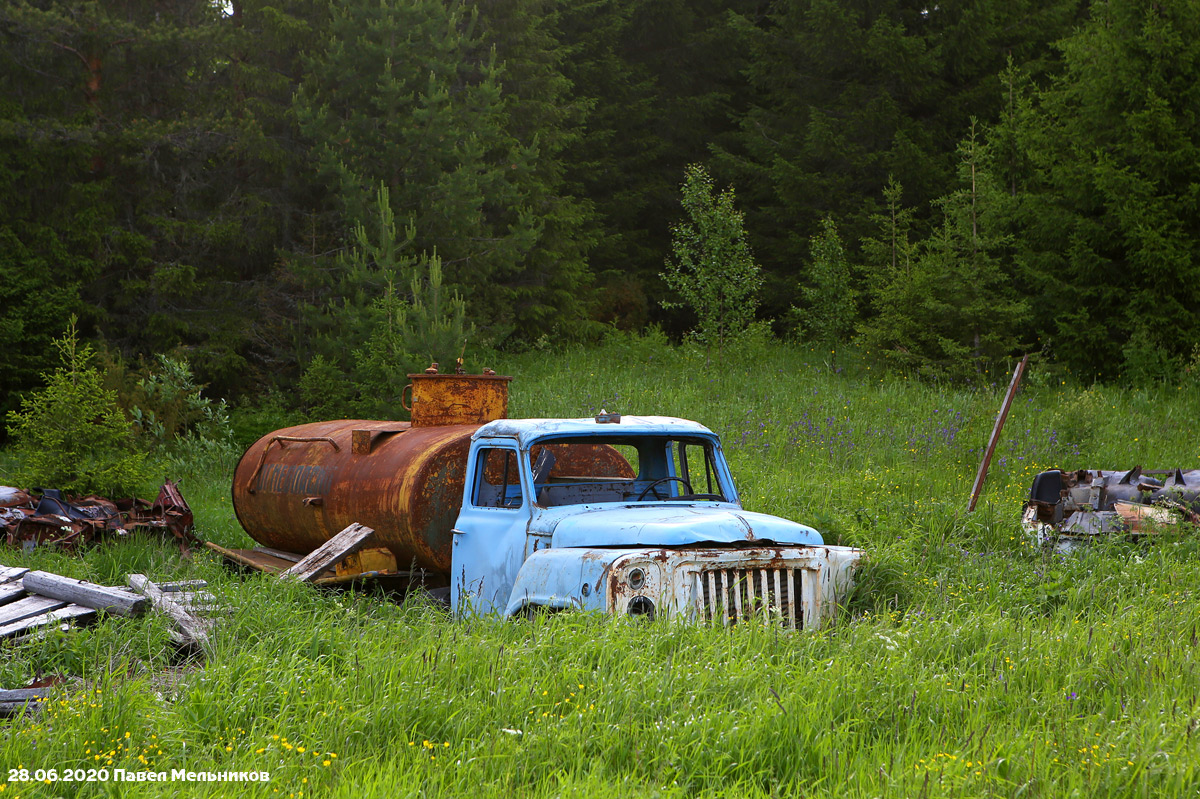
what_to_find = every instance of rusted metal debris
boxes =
[0,481,195,553]
[1023,467,1200,550]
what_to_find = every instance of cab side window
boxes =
[472,448,523,508]
[669,440,725,499]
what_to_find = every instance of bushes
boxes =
[5,319,155,496]
[4,318,236,496]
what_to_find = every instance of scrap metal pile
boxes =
[0,481,195,552]
[1023,467,1200,549]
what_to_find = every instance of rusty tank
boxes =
[231,373,512,573]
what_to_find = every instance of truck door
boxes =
[451,441,533,615]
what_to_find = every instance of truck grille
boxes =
[694,566,820,628]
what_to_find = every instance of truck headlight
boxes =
[627,596,655,619]
[627,567,646,591]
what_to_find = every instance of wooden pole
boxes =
[968,354,1030,513]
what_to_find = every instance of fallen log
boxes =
[0,687,51,718]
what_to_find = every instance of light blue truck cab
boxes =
[450,415,862,627]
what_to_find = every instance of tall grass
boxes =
[1,336,1198,797]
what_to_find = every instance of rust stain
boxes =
[403,373,513,427]
[529,443,635,480]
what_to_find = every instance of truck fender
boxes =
[503,548,616,617]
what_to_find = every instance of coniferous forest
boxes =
[2,0,1199,418]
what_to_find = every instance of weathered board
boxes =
[0,595,68,628]
[0,566,30,585]
[0,605,95,639]
[281,523,376,583]
[22,571,147,617]
[128,574,211,649]
[251,546,303,563]
[0,583,26,606]
[155,580,209,593]
[0,687,52,718]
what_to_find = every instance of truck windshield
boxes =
[529,435,728,507]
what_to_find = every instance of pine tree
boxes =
[0,0,318,402]
[1000,0,1200,379]
[861,127,1027,377]
[6,318,154,496]
[716,0,1081,323]
[556,0,757,330]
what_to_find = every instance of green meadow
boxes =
[2,335,1199,798]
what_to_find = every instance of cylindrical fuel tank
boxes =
[231,419,476,573]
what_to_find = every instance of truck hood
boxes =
[547,506,824,548]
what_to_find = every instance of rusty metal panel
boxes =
[404,374,512,427]
[336,547,398,578]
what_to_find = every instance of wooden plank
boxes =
[177,604,223,615]
[0,688,52,702]
[281,523,376,583]
[968,354,1030,512]
[128,574,209,649]
[0,604,95,639]
[173,591,217,606]
[155,580,209,593]
[251,546,303,563]
[0,595,68,627]
[0,687,51,718]
[0,583,26,606]
[0,566,30,585]
[204,541,291,575]
[22,571,147,617]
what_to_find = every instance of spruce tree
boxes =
[1000,0,1200,379]
[798,218,856,364]
[861,127,1027,377]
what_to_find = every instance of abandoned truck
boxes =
[220,373,862,627]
